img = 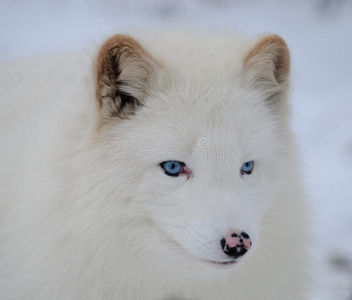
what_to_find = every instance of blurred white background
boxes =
[1,0,352,298]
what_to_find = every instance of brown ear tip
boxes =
[97,34,140,61]
[96,33,141,82]
[264,34,287,46]
[246,34,290,60]
[257,34,290,56]
[267,34,289,55]
[100,34,135,48]
[244,33,291,86]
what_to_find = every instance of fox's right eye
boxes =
[240,161,254,175]
[160,161,185,177]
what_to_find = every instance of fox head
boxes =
[75,32,299,276]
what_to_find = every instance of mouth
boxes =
[210,260,237,266]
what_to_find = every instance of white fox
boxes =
[0,32,311,299]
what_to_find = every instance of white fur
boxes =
[0,32,311,299]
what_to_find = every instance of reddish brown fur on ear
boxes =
[96,34,159,119]
[244,34,290,88]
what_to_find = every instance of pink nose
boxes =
[220,231,252,259]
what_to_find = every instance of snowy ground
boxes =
[1,0,352,298]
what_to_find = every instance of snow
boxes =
[1,0,352,298]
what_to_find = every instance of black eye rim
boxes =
[160,160,186,177]
[241,161,254,176]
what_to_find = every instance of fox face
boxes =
[90,33,292,268]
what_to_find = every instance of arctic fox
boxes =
[0,32,310,299]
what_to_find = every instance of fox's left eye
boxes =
[241,161,254,175]
[160,161,185,177]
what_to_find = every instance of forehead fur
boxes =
[118,74,279,158]
[101,32,288,160]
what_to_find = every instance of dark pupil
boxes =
[171,163,176,169]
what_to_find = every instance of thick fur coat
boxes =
[0,32,310,299]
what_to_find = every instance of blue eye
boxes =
[160,161,185,177]
[241,161,254,175]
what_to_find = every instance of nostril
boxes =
[241,232,249,239]
[220,231,252,259]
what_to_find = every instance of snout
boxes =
[220,231,252,259]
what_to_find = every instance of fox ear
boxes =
[96,34,159,119]
[244,34,290,103]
